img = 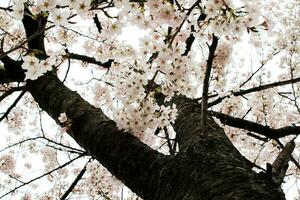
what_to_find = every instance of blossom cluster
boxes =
[215,1,259,34]
[0,154,16,174]
[21,55,55,80]
[83,162,122,199]
[12,0,92,26]
[111,71,178,138]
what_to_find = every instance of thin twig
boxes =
[66,52,113,68]
[208,76,300,107]
[0,25,55,60]
[164,127,175,155]
[60,159,91,200]
[239,49,282,88]
[0,153,86,198]
[0,86,26,102]
[168,0,201,47]
[0,90,26,122]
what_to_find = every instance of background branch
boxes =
[209,76,300,107]
[209,110,300,139]
[201,35,218,127]
[66,52,113,69]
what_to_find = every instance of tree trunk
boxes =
[26,74,286,200]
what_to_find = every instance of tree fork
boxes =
[25,74,287,199]
[168,95,286,200]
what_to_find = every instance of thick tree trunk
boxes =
[161,96,286,200]
[27,74,166,198]
[26,74,286,200]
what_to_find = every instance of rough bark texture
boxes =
[27,77,286,199]
[27,74,166,198]
[152,96,286,200]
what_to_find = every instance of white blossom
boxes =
[37,0,57,12]
[58,112,68,123]
[12,1,24,20]
[21,55,54,80]
[51,9,70,26]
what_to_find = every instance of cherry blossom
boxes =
[58,112,68,123]
[12,1,24,20]
[37,0,56,12]
[51,9,70,26]
[71,0,91,15]
[21,55,54,80]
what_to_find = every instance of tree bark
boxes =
[27,74,166,199]
[26,75,286,199]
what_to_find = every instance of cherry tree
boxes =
[0,0,299,199]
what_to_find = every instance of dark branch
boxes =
[0,86,26,102]
[22,6,48,54]
[27,74,166,199]
[60,161,89,200]
[236,77,300,96]
[0,69,14,84]
[0,90,26,122]
[93,14,102,33]
[210,111,300,139]
[209,76,300,107]
[201,35,218,127]
[182,32,195,56]
[0,55,25,83]
[272,140,295,184]
[66,52,113,68]
[275,139,300,171]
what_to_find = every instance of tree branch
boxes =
[0,69,13,84]
[60,160,89,200]
[272,140,295,184]
[182,32,195,56]
[0,90,26,122]
[66,52,113,69]
[201,35,218,127]
[0,86,26,102]
[209,76,300,107]
[209,110,300,139]
[93,14,102,33]
[27,74,166,199]
[0,55,25,83]
[275,139,300,171]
